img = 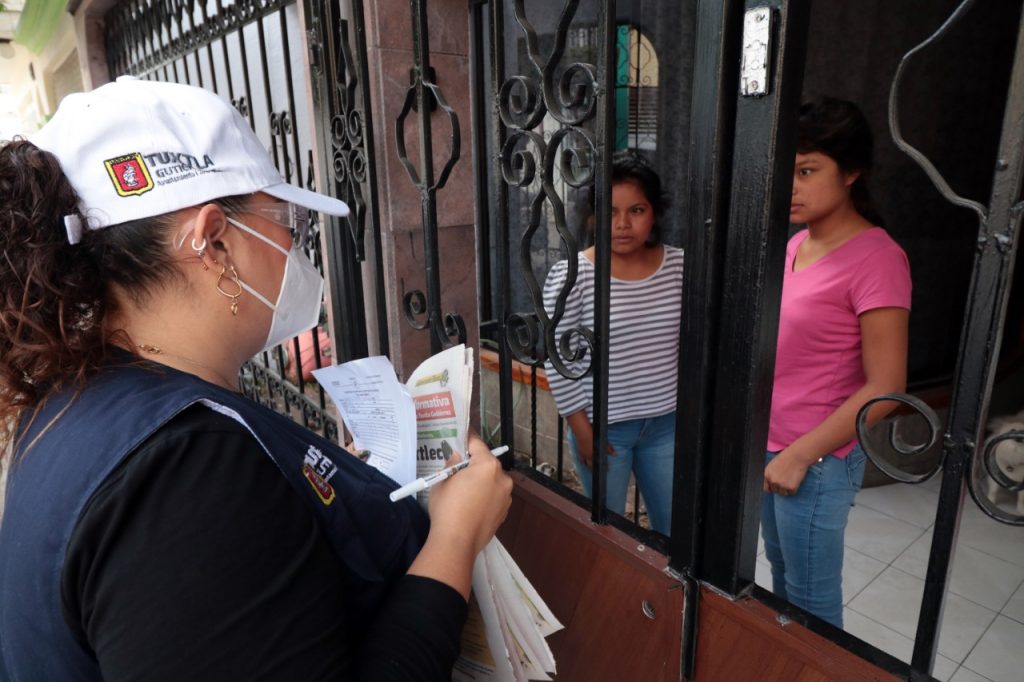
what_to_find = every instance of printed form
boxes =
[312,356,417,486]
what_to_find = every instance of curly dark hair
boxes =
[0,139,246,456]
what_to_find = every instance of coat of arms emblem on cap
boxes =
[104,153,155,197]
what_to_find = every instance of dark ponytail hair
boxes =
[797,97,883,226]
[0,139,196,454]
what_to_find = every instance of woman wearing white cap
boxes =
[0,78,511,681]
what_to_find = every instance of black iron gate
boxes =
[104,0,1024,679]
[471,0,1024,680]
[105,0,389,443]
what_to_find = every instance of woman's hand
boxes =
[428,436,513,557]
[763,448,814,496]
[565,412,615,468]
[407,435,513,599]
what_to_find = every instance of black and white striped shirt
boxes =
[542,245,683,423]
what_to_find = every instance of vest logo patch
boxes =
[303,445,337,505]
[104,153,155,197]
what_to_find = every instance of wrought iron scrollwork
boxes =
[394,0,466,352]
[880,0,1024,529]
[395,81,461,192]
[105,0,294,77]
[888,0,987,223]
[969,430,1024,526]
[497,0,600,377]
[855,393,943,484]
[328,17,371,261]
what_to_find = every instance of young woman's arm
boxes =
[764,306,909,495]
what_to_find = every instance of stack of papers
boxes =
[313,345,562,680]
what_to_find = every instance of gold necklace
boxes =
[136,344,240,391]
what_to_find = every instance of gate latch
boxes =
[740,7,772,97]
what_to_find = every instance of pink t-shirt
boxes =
[767,228,912,457]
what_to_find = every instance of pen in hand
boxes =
[389,444,510,502]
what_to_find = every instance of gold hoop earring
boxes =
[191,237,209,270]
[216,265,243,316]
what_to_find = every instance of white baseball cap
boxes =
[31,76,349,244]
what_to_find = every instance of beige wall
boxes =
[0,11,81,136]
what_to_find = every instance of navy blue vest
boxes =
[0,361,429,681]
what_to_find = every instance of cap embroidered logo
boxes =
[104,153,155,197]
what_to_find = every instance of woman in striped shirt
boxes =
[543,151,683,535]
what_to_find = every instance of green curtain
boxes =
[14,0,69,55]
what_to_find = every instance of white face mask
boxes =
[226,216,325,353]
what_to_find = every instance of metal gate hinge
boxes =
[740,7,773,97]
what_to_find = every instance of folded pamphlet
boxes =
[314,345,562,680]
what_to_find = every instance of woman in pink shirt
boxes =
[761,98,912,628]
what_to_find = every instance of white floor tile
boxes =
[755,556,772,590]
[950,666,994,682]
[919,472,945,495]
[845,504,927,563]
[843,546,887,605]
[1001,580,1024,624]
[847,566,997,663]
[856,482,939,529]
[932,655,960,682]
[956,502,1024,568]
[962,615,1024,682]
[893,532,1024,612]
[842,607,913,660]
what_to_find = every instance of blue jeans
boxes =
[761,445,867,628]
[568,412,675,535]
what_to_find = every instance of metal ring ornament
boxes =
[966,440,1024,524]
[498,76,545,131]
[403,290,429,331]
[332,148,349,184]
[547,126,596,189]
[347,109,364,148]
[349,148,368,184]
[394,80,461,192]
[552,325,596,380]
[500,130,546,188]
[855,393,943,484]
[982,430,1024,493]
[549,63,598,126]
[331,113,347,146]
[506,313,544,366]
[442,312,468,347]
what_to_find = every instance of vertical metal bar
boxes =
[697,0,811,595]
[200,0,219,93]
[670,0,744,677]
[470,0,494,327]
[410,0,444,355]
[237,20,257,129]
[488,0,516,459]
[531,363,538,468]
[590,0,618,526]
[185,1,204,87]
[909,14,1024,678]
[280,8,304,188]
[557,416,564,482]
[350,0,391,358]
[216,0,236,101]
[256,15,277,166]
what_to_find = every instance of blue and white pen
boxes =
[389,445,509,502]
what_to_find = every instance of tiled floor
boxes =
[756,474,1024,682]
